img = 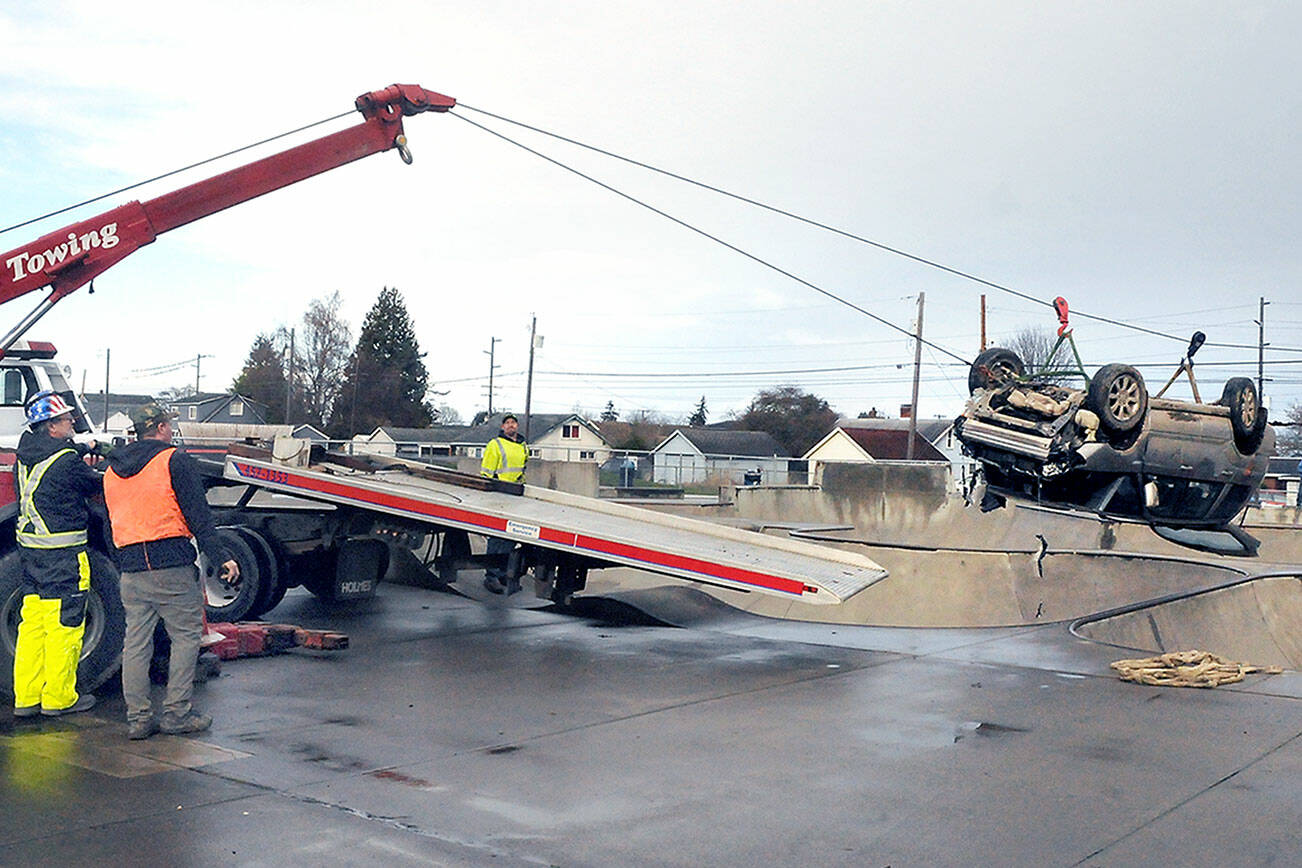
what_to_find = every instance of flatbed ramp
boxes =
[224,456,885,604]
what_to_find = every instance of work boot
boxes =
[41,694,96,717]
[13,705,39,718]
[159,710,212,735]
[482,575,506,595]
[128,718,159,741]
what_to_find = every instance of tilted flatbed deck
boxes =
[223,456,886,604]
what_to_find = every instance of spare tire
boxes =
[1219,377,1268,454]
[968,348,1025,394]
[1088,364,1148,434]
[1,548,124,698]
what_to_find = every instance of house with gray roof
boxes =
[649,428,791,486]
[170,392,271,425]
[351,413,612,464]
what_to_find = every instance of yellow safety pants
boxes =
[13,550,90,712]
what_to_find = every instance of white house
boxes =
[649,429,790,486]
[803,424,948,485]
[349,414,612,465]
[833,417,975,491]
[527,415,611,463]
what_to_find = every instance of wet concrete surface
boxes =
[2,579,1299,866]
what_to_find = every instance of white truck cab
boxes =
[0,340,97,448]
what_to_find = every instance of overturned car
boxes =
[954,339,1273,543]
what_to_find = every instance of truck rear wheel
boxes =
[234,527,286,619]
[0,548,124,698]
[202,527,262,623]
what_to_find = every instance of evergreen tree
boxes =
[329,287,432,436]
[601,401,618,422]
[738,386,836,456]
[689,396,708,427]
[232,333,287,424]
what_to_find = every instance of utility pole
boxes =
[102,348,110,434]
[907,292,924,460]
[283,328,295,423]
[1256,297,1269,400]
[483,337,500,415]
[193,353,213,397]
[524,316,540,441]
[349,351,360,439]
[980,294,987,352]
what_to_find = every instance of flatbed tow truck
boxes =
[0,84,886,696]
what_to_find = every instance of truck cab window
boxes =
[2,369,28,406]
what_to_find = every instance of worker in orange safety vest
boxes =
[103,402,238,740]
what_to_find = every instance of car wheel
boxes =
[968,348,1025,393]
[1088,364,1148,434]
[1219,377,1268,454]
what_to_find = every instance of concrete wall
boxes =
[455,457,598,498]
[734,462,951,535]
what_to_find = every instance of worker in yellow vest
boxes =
[479,412,527,594]
[12,391,103,718]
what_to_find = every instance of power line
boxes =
[1,111,356,237]
[451,110,973,366]
[457,104,1302,355]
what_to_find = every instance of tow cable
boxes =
[1111,650,1282,688]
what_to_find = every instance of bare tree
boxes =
[156,384,198,405]
[296,292,352,427]
[1000,326,1079,382]
[1277,402,1302,454]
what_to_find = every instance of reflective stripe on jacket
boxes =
[480,436,528,483]
[16,449,89,549]
[103,447,190,548]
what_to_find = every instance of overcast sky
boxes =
[2,1,1299,429]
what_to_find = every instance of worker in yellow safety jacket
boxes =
[479,413,527,594]
[12,391,103,718]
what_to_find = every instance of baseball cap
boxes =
[131,402,178,434]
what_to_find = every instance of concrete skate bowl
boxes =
[584,539,1250,629]
[1071,572,1302,671]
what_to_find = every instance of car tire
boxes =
[1088,364,1148,434]
[968,348,1025,393]
[0,548,124,697]
[1219,377,1268,454]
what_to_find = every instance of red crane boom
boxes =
[0,83,455,354]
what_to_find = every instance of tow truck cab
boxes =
[0,340,97,504]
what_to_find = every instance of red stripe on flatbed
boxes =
[230,461,807,597]
[574,534,806,596]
